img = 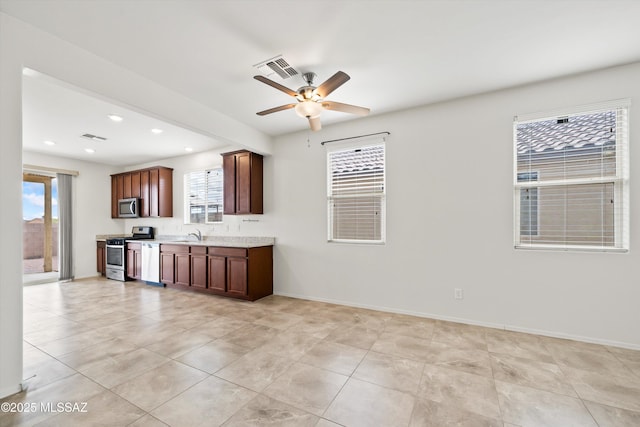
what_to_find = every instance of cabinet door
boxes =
[140,170,150,217]
[227,257,248,296]
[97,242,106,274]
[223,154,236,214]
[116,175,125,202]
[149,168,159,217]
[208,255,226,292]
[160,252,175,284]
[175,253,191,286]
[191,254,207,288]
[111,177,118,218]
[123,173,132,198]
[236,152,251,214]
[130,171,141,199]
[158,167,173,217]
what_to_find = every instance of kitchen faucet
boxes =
[188,229,202,241]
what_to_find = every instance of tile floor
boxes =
[1,277,640,426]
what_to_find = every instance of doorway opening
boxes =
[22,173,58,285]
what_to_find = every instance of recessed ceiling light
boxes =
[185,147,193,152]
[108,114,123,122]
[84,148,95,154]
[151,128,163,134]
[43,140,56,146]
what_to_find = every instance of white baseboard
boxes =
[274,291,640,351]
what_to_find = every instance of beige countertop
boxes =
[97,235,275,248]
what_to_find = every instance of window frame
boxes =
[183,167,224,225]
[513,100,630,252]
[326,140,386,244]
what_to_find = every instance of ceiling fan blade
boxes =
[256,103,297,116]
[253,75,298,97]
[321,101,370,116]
[308,116,322,131]
[316,71,350,98]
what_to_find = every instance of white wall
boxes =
[271,62,640,349]
[22,152,123,279]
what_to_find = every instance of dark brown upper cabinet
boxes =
[222,150,263,215]
[111,166,173,218]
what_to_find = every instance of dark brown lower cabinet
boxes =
[97,241,106,276]
[207,255,226,292]
[126,242,142,280]
[190,247,208,289]
[161,244,272,301]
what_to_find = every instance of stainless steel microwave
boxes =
[118,198,139,218]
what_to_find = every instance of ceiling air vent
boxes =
[254,55,298,80]
[81,133,107,141]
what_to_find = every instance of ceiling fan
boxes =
[254,71,370,131]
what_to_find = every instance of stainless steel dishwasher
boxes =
[141,242,161,285]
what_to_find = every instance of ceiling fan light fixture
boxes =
[295,101,323,118]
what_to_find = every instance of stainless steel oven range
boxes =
[105,226,154,281]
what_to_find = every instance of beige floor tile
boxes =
[218,323,280,349]
[324,325,380,350]
[324,378,415,427]
[215,348,296,392]
[127,414,169,426]
[384,315,435,340]
[22,356,76,393]
[431,321,488,350]
[36,330,114,357]
[496,380,597,427]
[222,394,318,426]
[197,316,250,339]
[486,329,554,363]
[263,362,348,416]
[419,364,501,419]
[353,351,425,394]
[545,340,634,378]
[257,329,322,359]
[145,329,214,358]
[315,419,342,427]
[606,345,640,377]
[583,400,640,427]
[562,366,640,411]
[111,360,209,411]
[490,353,577,397]
[424,341,492,377]
[33,389,145,426]
[176,339,250,374]
[151,376,256,427]
[293,317,340,339]
[56,337,139,371]
[409,398,503,427]
[23,321,90,347]
[253,311,304,330]
[371,332,432,361]
[300,340,367,376]
[79,348,170,389]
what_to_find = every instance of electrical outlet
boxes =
[454,288,464,300]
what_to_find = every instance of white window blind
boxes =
[327,142,385,243]
[184,168,223,224]
[514,101,629,251]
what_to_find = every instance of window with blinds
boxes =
[184,168,223,224]
[514,101,629,251]
[327,143,385,243]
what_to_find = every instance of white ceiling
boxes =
[4,0,640,165]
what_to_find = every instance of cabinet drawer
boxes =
[127,242,141,250]
[208,247,247,257]
[191,246,207,255]
[160,244,190,253]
